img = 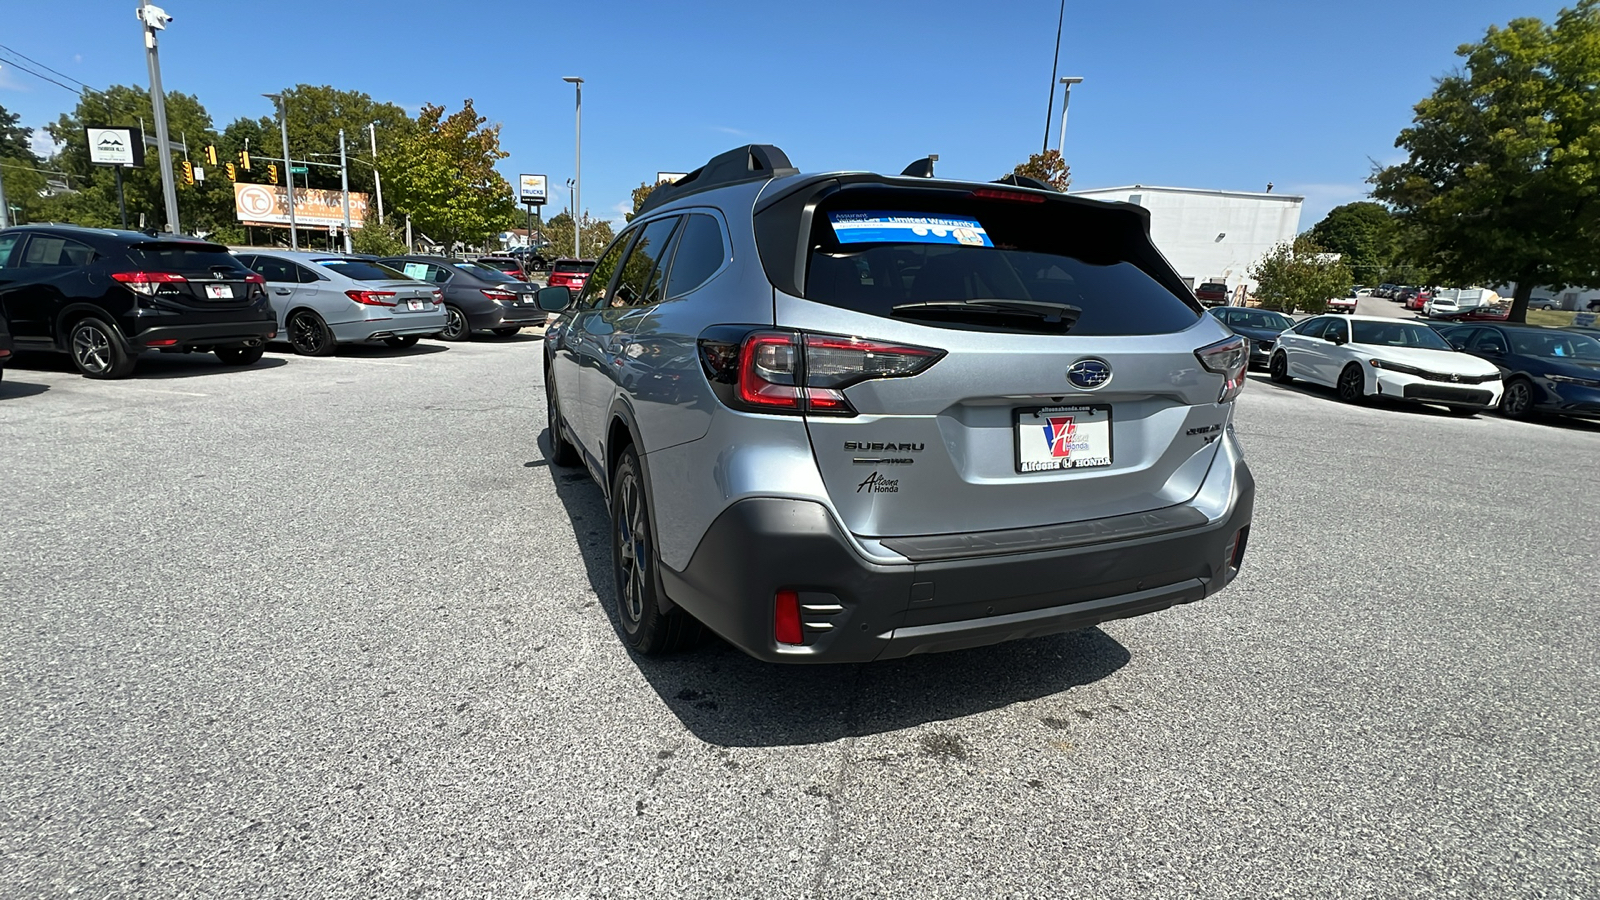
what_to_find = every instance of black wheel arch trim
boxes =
[55,304,131,353]
[601,396,678,615]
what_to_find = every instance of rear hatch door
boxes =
[125,242,259,310]
[762,185,1237,540]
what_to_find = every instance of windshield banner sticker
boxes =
[828,211,993,247]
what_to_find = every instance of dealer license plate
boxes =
[407,299,425,311]
[205,284,232,299]
[1015,406,1113,473]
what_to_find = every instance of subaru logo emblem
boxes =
[1067,358,1112,390]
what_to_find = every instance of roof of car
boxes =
[240,250,374,262]
[4,223,220,245]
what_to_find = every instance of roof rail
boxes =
[637,144,798,216]
[993,174,1058,192]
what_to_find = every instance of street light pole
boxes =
[138,0,182,233]
[1042,0,1066,155]
[338,128,352,254]
[562,76,583,258]
[1057,76,1084,157]
[368,121,385,224]
[265,93,298,250]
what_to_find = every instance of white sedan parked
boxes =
[1268,314,1503,411]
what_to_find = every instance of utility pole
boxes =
[138,1,182,233]
[368,121,385,224]
[563,77,583,258]
[0,161,10,228]
[265,93,298,250]
[1042,0,1066,155]
[338,128,352,254]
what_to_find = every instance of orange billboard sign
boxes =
[233,183,369,229]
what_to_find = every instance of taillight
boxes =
[1195,335,1248,403]
[346,290,397,306]
[481,288,517,301]
[244,273,265,284]
[700,327,944,417]
[111,271,187,295]
[774,590,803,645]
[431,289,443,303]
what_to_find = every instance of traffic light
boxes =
[181,160,194,185]
[225,162,237,181]
[237,149,251,171]
[266,163,278,185]
[205,144,218,166]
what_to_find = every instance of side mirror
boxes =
[1327,333,1346,345]
[537,285,573,312]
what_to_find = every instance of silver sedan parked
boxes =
[235,251,447,355]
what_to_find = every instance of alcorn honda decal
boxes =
[856,471,900,493]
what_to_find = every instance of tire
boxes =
[287,310,336,357]
[491,327,521,337]
[438,305,471,342]
[1499,378,1536,420]
[215,346,264,366]
[545,368,580,467]
[1269,351,1292,384]
[383,335,420,349]
[1337,363,1367,404]
[610,447,701,655]
[68,318,137,379]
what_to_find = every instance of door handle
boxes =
[274,288,292,295]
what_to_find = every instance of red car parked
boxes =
[547,258,596,292]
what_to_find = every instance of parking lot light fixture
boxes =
[562,77,583,258]
[1057,76,1084,157]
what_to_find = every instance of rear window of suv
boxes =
[128,242,243,271]
[797,191,1200,336]
[552,260,594,275]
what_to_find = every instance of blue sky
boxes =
[0,0,1575,229]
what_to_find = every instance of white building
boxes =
[1068,185,1303,295]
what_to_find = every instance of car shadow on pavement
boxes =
[0,377,50,399]
[483,332,544,344]
[540,430,1133,748]
[331,341,451,360]
[4,350,289,380]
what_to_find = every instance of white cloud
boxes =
[711,125,749,137]
[30,130,61,158]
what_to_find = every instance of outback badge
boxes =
[1067,358,1112,390]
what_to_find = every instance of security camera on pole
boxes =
[137,0,181,234]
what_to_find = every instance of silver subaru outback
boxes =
[538,145,1254,663]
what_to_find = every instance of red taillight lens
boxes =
[244,273,265,284]
[145,338,179,347]
[481,288,517,301]
[774,590,803,645]
[703,328,945,417]
[0,348,13,358]
[431,289,443,303]
[111,271,187,295]
[1195,335,1248,403]
[345,290,398,306]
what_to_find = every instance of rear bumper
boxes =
[332,311,448,343]
[660,461,1255,664]
[130,319,277,350]
[467,304,545,331]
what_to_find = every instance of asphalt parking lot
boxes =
[1,337,1596,899]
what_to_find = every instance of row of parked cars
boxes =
[0,223,598,378]
[1208,305,1600,422]
[1369,283,1513,320]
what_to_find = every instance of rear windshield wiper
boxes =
[891,298,1082,332]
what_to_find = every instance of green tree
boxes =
[626,181,660,222]
[1371,1,1600,322]
[1249,236,1354,314]
[541,211,616,259]
[1,104,49,223]
[252,85,413,195]
[1003,150,1071,191]
[1307,202,1400,285]
[40,85,235,235]
[382,99,518,249]
[351,207,408,256]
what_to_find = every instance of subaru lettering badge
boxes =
[1067,358,1112,390]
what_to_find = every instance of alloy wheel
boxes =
[614,470,649,629]
[72,324,112,374]
[290,313,326,355]
[1503,381,1532,418]
[1338,366,1363,402]
[442,306,469,341]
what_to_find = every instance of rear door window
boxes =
[20,235,95,267]
[317,259,407,281]
[800,196,1198,335]
[612,216,680,307]
[249,256,298,283]
[0,233,21,269]
[664,214,726,298]
[574,238,630,310]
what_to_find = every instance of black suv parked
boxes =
[0,225,276,378]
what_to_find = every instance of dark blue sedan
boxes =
[1435,323,1600,420]
[1207,306,1296,369]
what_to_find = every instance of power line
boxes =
[0,42,92,91]
[0,53,84,96]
